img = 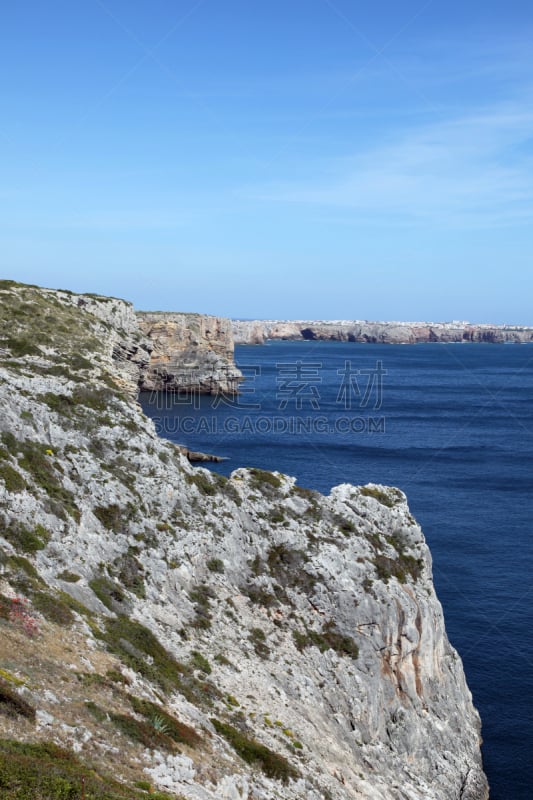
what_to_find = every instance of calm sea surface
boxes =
[141,341,533,800]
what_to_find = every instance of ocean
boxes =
[141,341,533,800]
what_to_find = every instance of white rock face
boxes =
[0,282,488,800]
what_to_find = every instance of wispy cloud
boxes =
[247,97,533,228]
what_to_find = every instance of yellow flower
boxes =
[45,449,53,456]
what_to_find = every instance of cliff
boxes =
[0,281,488,800]
[137,312,242,394]
[233,319,533,345]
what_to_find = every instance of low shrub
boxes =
[206,557,224,573]
[0,463,26,493]
[293,622,358,659]
[190,651,212,674]
[248,468,282,491]
[101,616,186,695]
[129,697,202,748]
[0,680,35,721]
[93,504,123,531]
[249,627,269,659]
[360,486,402,508]
[0,737,158,799]
[185,472,217,496]
[2,521,50,553]
[211,719,298,783]
[89,576,128,613]
[31,590,75,626]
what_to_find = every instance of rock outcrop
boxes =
[0,281,488,800]
[233,319,533,345]
[138,311,242,394]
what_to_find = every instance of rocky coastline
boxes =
[0,280,489,800]
[233,318,533,345]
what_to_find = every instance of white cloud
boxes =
[248,98,533,228]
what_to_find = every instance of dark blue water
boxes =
[141,342,533,800]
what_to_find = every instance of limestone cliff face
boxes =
[137,312,243,394]
[233,319,533,345]
[0,282,488,800]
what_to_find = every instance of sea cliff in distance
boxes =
[232,319,533,345]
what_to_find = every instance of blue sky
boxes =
[2,0,533,322]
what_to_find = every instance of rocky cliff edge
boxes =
[0,281,488,800]
[137,312,242,394]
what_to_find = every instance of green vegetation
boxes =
[266,543,315,596]
[0,680,35,721]
[7,555,41,581]
[190,651,212,674]
[0,462,27,493]
[360,486,402,508]
[336,517,357,536]
[189,583,214,629]
[211,719,298,783]
[248,468,282,491]
[184,471,218,496]
[89,576,128,613]
[206,557,224,573]
[2,336,42,358]
[16,439,80,520]
[293,622,359,659]
[249,627,269,659]
[31,590,75,626]
[129,697,202,748]
[100,615,185,694]
[2,520,50,553]
[110,710,181,751]
[58,570,81,583]
[113,553,145,598]
[373,553,423,584]
[93,504,124,531]
[0,738,172,799]
[222,481,242,506]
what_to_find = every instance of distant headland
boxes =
[232,319,533,345]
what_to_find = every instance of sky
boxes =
[1,0,533,323]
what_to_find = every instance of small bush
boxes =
[211,718,298,783]
[189,583,215,630]
[93,504,123,531]
[190,651,212,674]
[373,553,423,584]
[2,521,50,553]
[360,486,401,508]
[0,432,19,454]
[113,553,145,598]
[293,622,358,659]
[248,468,282,491]
[58,570,81,583]
[101,616,186,694]
[249,627,269,658]
[0,463,26,493]
[206,557,224,573]
[8,555,41,580]
[185,472,217,496]
[89,576,128,613]
[17,440,79,520]
[32,590,75,626]
[3,336,41,357]
[0,680,35,721]
[129,697,202,748]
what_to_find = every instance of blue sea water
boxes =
[141,342,533,800]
